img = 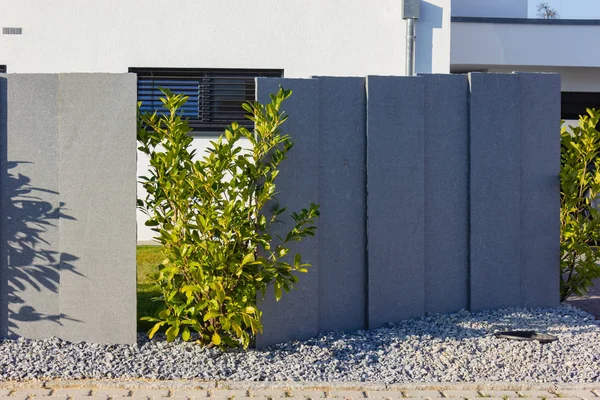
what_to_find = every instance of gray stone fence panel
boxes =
[0,72,559,347]
[0,73,136,344]
[256,72,560,348]
[366,76,426,329]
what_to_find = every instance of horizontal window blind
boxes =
[130,68,283,134]
[562,92,600,120]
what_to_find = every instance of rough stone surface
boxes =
[0,74,61,339]
[366,75,425,329]
[468,72,522,311]
[57,73,137,344]
[517,72,561,308]
[316,76,367,333]
[422,74,469,315]
[255,78,321,349]
[0,73,137,344]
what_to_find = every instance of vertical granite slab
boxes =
[518,73,561,308]
[255,78,320,348]
[58,74,137,344]
[422,74,469,314]
[366,76,425,329]
[0,74,62,339]
[316,77,367,333]
[0,75,5,337]
[469,73,521,311]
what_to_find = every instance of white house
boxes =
[1,0,599,242]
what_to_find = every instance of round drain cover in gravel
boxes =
[493,330,558,343]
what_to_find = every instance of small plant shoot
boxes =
[137,88,319,348]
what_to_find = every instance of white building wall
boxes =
[1,0,451,242]
[1,0,451,77]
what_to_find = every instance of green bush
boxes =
[137,87,319,348]
[560,108,600,301]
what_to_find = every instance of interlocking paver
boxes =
[551,391,599,400]
[328,390,367,399]
[171,390,210,399]
[93,389,132,398]
[52,388,93,397]
[209,390,249,399]
[152,397,187,400]
[517,391,556,398]
[250,389,288,398]
[131,389,170,399]
[479,391,520,398]
[364,391,404,399]
[72,397,110,400]
[12,389,53,397]
[288,390,327,399]
[440,391,480,399]
[403,391,443,399]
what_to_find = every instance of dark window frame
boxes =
[561,92,600,121]
[130,67,283,135]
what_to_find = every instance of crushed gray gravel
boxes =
[1,304,599,383]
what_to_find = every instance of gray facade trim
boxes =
[452,16,600,25]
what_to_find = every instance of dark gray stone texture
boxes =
[255,78,321,348]
[422,74,470,314]
[316,77,367,333]
[255,73,560,346]
[468,73,522,311]
[518,73,561,308]
[366,75,425,329]
[0,73,136,344]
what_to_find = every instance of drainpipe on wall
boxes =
[402,0,420,76]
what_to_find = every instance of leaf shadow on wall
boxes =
[0,77,83,338]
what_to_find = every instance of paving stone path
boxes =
[0,381,599,400]
[567,278,600,319]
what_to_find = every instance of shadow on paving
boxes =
[566,277,600,320]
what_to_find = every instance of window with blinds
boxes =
[130,68,283,134]
[561,92,600,120]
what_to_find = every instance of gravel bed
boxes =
[1,304,599,382]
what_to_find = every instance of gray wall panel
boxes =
[0,76,6,337]
[58,74,137,344]
[0,72,561,347]
[469,73,522,311]
[1,74,62,339]
[316,77,367,333]
[518,73,561,308]
[366,76,425,328]
[422,74,469,314]
[255,78,321,348]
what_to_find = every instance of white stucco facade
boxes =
[1,0,454,242]
[0,0,451,77]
